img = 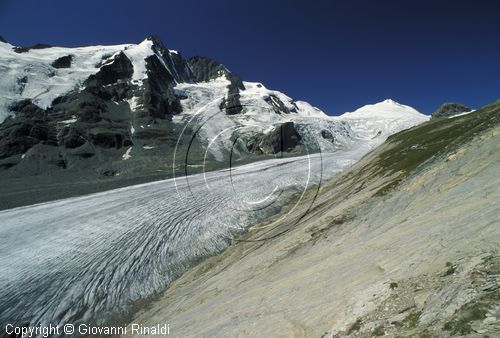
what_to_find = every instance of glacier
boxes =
[0,149,358,329]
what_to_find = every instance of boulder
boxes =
[251,122,303,154]
[52,55,73,69]
[321,129,335,143]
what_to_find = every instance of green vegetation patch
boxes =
[443,301,489,335]
[443,262,457,276]
[373,324,385,336]
[443,257,500,335]
[347,319,362,334]
[403,310,422,328]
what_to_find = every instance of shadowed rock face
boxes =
[431,102,471,119]
[187,55,244,89]
[0,36,6,43]
[187,56,228,83]
[146,35,194,83]
[188,56,245,115]
[86,52,133,86]
[140,54,182,119]
[0,100,50,162]
[51,55,73,69]
[220,92,243,115]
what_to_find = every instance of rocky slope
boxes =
[0,37,427,209]
[124,100,499,337]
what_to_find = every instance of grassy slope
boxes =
[368,100,499,194]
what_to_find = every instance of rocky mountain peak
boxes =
[142,36,194,84]
[383,98,399,105]
[0,36,6,43]
[431,102,471,119]
[187,56,230,82]
[13,43,52,53]
[142,35,177,54]
[143,35,163,47]
[186,55,245,114]
[187,56,244,88]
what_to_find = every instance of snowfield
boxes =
[0,41,124,121]
[0,39,163,122]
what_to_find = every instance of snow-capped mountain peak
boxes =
[327,99,429,147]
[341,99,426,120]
[383,98,399,104]
[0,37,428,174]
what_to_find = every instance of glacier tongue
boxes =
[0,149,365,329]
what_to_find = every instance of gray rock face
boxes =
[0,37,201,174]
[220,92,243,115]
[1,50,135,170]
[431,103,471,119]
[249,122,303,154]
[265,95,297,114]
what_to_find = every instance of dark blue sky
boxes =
[1,0,499,115]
